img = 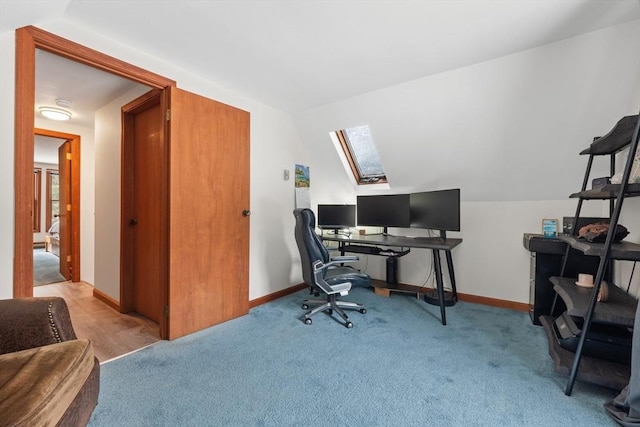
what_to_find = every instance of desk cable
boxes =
[625,261,637,294]
[417,228,455,295]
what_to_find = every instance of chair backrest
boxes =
[293,208,329,285]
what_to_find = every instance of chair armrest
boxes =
[330,255,359,263]
[312,261,353,296]
[0,297,78,355]
[323,256,360,269]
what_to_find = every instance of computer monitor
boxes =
[410,189,460,232]
[356,194,410,232]
[317,204,356,230]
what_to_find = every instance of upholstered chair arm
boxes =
[0,297,78,355]
[329,255,359,263]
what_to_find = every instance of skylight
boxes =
[335,125,387,184]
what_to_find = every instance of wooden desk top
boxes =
[322,233,462,251]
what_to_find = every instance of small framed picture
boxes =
[542,219,559,238]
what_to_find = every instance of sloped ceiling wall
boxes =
[294,20,640,203]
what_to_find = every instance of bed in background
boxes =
[45,218,60,257]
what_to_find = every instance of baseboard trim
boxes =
[94,282,311,313]
[457,292,529,312]
[249,283,307,309]
[248,283,528,313]
[93,287,121,312]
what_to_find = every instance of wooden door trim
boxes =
[35,128,81,282]
[14,24,175,331]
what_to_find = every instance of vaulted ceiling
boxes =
[2,0,638,114]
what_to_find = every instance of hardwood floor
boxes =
[34,281,161,363]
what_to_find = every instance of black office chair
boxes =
[293,208,370,328]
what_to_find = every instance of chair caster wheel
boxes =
[327,309,333,315]
[360,308,367,314]
[304,318,312,325]
[302,304,309,310]
[314,292,320,297]
[345,321,353,329]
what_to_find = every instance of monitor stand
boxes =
[413,230,447,242]
[322,228,351,237]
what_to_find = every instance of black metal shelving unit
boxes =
[546,113,640,396]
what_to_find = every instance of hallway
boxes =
[34,281,161,362]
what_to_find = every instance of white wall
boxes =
[248,106,311,299]
[93,85,150,300]
[293,21,639,304]
[0,30,16,299]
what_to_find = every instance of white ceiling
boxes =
[35,50,144,128]
[3,0,639,119]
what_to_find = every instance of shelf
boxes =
[540,316,629,391]
[340,244,410,257]
[341,244,381,255]
[558,235,640,261]
[370,278,427,295]
[550,113,639,396]
[579,115,638,155]
[570,183,640,199]
[550,276,637,327]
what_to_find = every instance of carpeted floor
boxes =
[89,288,618,426]
[33,248,66,286]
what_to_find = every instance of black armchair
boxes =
[293,208,370,328]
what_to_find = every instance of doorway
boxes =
[15,26,251,341]
[14,26,175,339]
[33,128,81,285]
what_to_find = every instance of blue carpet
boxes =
[89,288,617,426]
[33,248,65,286]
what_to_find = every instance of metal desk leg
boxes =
[433,249,446,325]
[445,250,458,301]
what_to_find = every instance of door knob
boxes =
[242,210,251,217]
[129,218,138,226]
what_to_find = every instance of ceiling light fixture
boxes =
[39,106,72,121]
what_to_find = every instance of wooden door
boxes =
[167,86,250,339]
[57,141,72,280]
[122,93,165,324]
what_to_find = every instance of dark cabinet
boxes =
[524,234,605,325]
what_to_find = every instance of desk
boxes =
[322,233,462,325]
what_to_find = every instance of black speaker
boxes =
[553,312,632,364]
[386,257,397,284]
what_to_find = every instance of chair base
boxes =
[302,295,366,328]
